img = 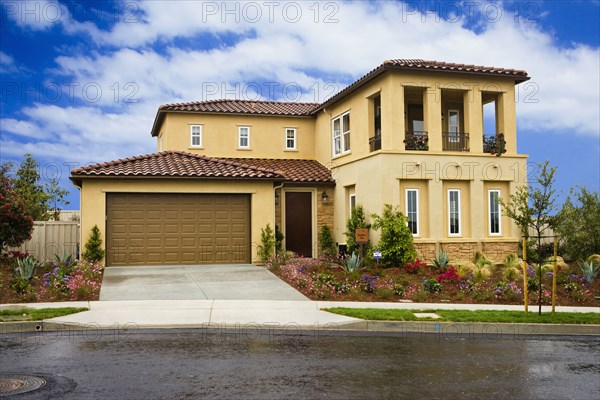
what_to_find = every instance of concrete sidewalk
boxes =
[1,300,599,335]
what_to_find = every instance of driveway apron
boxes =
[99,264,308,301]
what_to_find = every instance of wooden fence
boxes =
[9,221,80,262]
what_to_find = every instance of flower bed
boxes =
[270,256,600,306]
[0,252,104,303]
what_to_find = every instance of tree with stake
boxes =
[502,160,561,315]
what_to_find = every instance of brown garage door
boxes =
[106,193,250,266]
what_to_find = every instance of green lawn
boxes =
[324,308,600,324]
[0,307,88,322]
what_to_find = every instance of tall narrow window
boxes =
[406,189,419,236]
[349,194,356,216]
[448,189,461,236]
[489,190,501,235]
[332,112,350,156]
[238,126,250,148]
[190,125,202,147]
[285,128,296,150]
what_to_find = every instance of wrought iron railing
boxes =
[442,132,470,151]
[404,131,429,151]
[369,135,382,152]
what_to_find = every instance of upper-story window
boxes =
[285,128,296,150]
[332,112,350,156]
[190,125,202,147]
[238,126,250,149]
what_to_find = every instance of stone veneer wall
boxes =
[316,186,335,254]
[482,241,519,262]
[413,242,437,262]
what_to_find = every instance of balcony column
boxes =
[497,89,517,154]
[390,81,405,150]
[423,85,442,151]
[464,88,482,152]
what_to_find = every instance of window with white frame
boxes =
[488,189,501,235]
[349,194,356,216]
[285,128,296,150]
[332,112,350,156]
[238,126,250,148]
[406,189,419,236]
[448,189,461,236]
[190,125,202,147]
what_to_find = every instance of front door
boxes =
[285,192,312,257]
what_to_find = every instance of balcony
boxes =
[404,131,429,151]
[443,132,470,151]
[369,135,382,152]
[483,133,506,156]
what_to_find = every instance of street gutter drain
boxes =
[0,375,47,397]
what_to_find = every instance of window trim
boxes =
[285,128,297,150]
[238,126,250,149]
[405,188,419,237]
[349,193,356,217]
[488,189,502,236]
[448,189,461,236]
[332,111,351,156]
[190,125,203,148]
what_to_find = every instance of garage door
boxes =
[106,193,250,266]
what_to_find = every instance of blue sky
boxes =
[1,0,598,210]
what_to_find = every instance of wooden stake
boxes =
[552,237,558,316]
[523,238,528,314]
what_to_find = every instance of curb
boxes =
[2,320,599,337]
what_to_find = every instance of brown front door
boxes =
[285,192,312,257]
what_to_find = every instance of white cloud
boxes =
[1,0,598,170]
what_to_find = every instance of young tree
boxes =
[12,154,50,221]
[82,225,106,262]
[371,204,417,268]
[318,225,337,258]
[502,160,561,315]
[46,178,70,221]
[556,186,600,260]
[0,164,34,250]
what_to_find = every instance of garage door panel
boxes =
[107,193,250,266]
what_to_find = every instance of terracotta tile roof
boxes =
[71,151,283,180]
[159,99,320,116]
[223,158,336,184]
[316,59,529,112]
[71,151,335,185]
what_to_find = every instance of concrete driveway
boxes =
[99,264,308,301]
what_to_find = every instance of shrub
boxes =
[404,258,428,274]
[579,255,600,283]
[371,204,417,268]
[376,287,394,300]
[556,187,600,260]
[257,224,275,263]
[393,283,405,297]
[341,252,361,272]
[436,266,460,283]
[502,253,523,282]
[275,224,284,253]
[455,261,475,279]
[82,225,105,262]
[344,205,371,255]
[0,164,34,250]
[361,274,378,293]
[432,251,449,270]
[318,225,337,258]
[422,277,442,293]
[472,252,493,282]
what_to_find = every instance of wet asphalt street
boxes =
[1,328,599,399]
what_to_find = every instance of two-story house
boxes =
[71,59,529,266]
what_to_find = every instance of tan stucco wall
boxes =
[158,113,316,159]
[330,152,527,259]
[79,178,275,264]
[314,70,520,167]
